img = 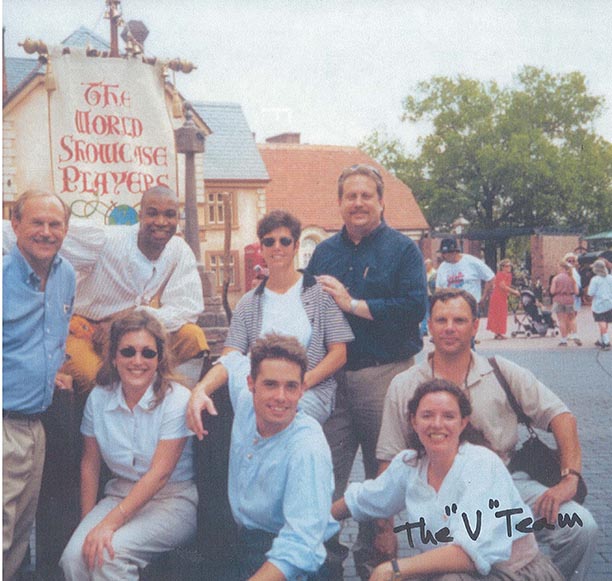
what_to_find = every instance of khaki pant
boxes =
[60,478,198,581]
[3,417,46,581]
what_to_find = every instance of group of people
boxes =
[2,164,600,581]
[551,252,612,350]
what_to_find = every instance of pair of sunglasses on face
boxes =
[118,347,158,359]
[261,236,293,247]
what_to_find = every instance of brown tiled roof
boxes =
[257,143,429,232]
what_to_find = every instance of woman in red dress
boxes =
[487,259,520,339]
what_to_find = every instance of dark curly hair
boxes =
[406,378,490,459]
[256,210,301,243]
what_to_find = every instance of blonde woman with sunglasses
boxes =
[60,311,197,580]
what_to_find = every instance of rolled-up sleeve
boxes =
[267,443,338,578]
[345,452,409,521]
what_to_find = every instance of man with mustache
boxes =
[306,164,427,579]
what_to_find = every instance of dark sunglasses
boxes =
[118,347,158,359]
[261,236,293,247]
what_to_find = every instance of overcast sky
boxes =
[4,0,612,152]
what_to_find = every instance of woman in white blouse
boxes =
[60,311,197,580]
[332,379,562,581]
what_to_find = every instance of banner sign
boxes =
[48,47,177,224]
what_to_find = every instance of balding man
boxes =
[58,186,208,390]
[3,190,75,580]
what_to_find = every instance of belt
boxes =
[3,410,44,422]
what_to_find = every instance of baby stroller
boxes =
[512,289,559,338]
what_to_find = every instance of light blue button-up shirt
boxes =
[81,381,195,483]
[221,352,339,580]
[3,245,75,414]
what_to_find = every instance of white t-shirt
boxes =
[261,275,312,347]
[436,254,494,302]
[588,274,612,314]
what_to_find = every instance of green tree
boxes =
[361,67,612,265]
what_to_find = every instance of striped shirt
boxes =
[225,272,354,395]
[59,219,204,332]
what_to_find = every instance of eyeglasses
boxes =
[344,163,382,180]
[261,236,293,247]
[118,347,158,359]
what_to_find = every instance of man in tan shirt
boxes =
[376,288,597,581]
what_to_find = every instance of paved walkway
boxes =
[340,306,612,580]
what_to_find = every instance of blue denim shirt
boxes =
[307,221,427,366]
[3,245,75,414]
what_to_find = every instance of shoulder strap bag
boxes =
[488,356,587,504]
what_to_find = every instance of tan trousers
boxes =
[3,417,46,581]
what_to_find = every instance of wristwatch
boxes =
[350,298,359,314]
[561,468,581,479]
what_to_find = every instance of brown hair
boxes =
[256,210,301,242]
[430,288,478,319]
[407,379,489,458]
[250,333,308,381]
[337,164,384,200]
[96,311,177,407]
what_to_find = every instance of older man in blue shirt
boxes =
[193,335,338,580]
[3,190,75,580]
[306,164,427,579]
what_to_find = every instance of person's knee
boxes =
[545,504,598,551]
[571,508,599,549]
[60,540,87,580]
[170,324,209,362]
[64,334,101,391]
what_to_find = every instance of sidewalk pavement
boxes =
[340,305,612,580]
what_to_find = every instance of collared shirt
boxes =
[222,351,339,580]
[58,219,203,332]
[376,353,569,465]
[306,221,427,366]
[346,443,538,575]
[3,245,75,414]
[225,272,354,397]
[81,381,194,483]
[435,254,495,302]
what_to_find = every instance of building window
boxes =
[206,250,239,291]
[205,191,237,228]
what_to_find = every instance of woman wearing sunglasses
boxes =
[188,210,354,434]
[60,311,197,580]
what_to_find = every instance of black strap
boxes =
[488,357,536,436]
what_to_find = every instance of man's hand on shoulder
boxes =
[316,275,351,312]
